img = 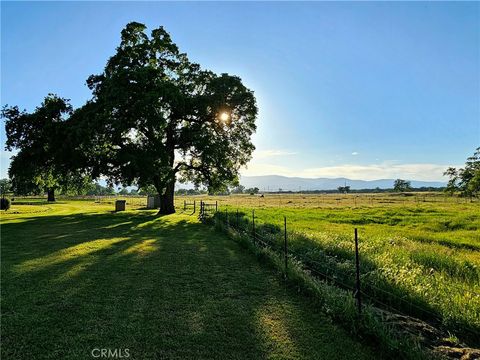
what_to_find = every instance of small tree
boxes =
[86,183,116,196]
[0,178,11,211]
[138,185,157,196]
[246,187,259,195]
[443,167,459,195]
[393,179,411,192]
[337,185,350,194]
[118,188,130,195]
[231,185,245,194]
[0,198,10,211]
[444,147,480,198]
[0,178,11,195]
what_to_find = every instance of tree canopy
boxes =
[337,185,350,194]
[444,147,480,198]
[0,178,11,195]
[2,95,91,200]
[2,22,257,212]
[76,22,257,213]
[393,179,412,192]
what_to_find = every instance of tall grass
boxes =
[199,194,480,346]
[212,216,432,359]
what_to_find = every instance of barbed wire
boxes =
[204,209,480,339]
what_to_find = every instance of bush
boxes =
[1,197,11,211]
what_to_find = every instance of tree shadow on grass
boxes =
[1,210,376,360]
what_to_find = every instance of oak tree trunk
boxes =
[158,179,175,215]
[157,127,176,215]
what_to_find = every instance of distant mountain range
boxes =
[239,175,446,191]
[102,175,446,192]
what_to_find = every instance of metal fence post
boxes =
[184,200,186,210]
[354,228,362,314]
[194,200,196,213]
[284,216,288,279]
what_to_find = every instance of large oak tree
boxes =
[79,22,257,214]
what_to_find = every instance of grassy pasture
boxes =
[180,193,480,344]
[1,200,377,359]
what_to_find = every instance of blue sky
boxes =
[2,1,479,181]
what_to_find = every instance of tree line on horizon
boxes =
[2,154,479,200]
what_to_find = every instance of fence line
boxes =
[198,205,480,341]
[183,200,196,213]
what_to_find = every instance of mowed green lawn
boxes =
[1,201,377,359]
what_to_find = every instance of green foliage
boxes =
[2,22,257,213]
[85,183,116,196]
[231,184,245,194]
[117,188,130,195]
[0,178,12,194]
[138,185,157,196]
[337,185,350,193]
[0,197,11,210]
[393,179,412,192]
[2,95,92,198]
[76,22,257,213]
[245,187,260,195]
[444,147,480,198]
[175,188,207,196]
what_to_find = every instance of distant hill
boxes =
[239,175,446,191]
[100,175,446,193]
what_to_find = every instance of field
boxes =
[179,193,480,345]
[1,200,378,359]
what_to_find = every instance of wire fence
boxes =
[198,204,480,342]
[183,200,197,212]
[198,200,217,220]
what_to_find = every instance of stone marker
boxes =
[146,195,160,209]
[115,200,126,212]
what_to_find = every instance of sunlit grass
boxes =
[194,193,480,344]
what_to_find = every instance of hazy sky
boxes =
[2,1,479,181]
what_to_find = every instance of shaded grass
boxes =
[1,201,377,359]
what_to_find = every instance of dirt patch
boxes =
[374,309,480,359]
